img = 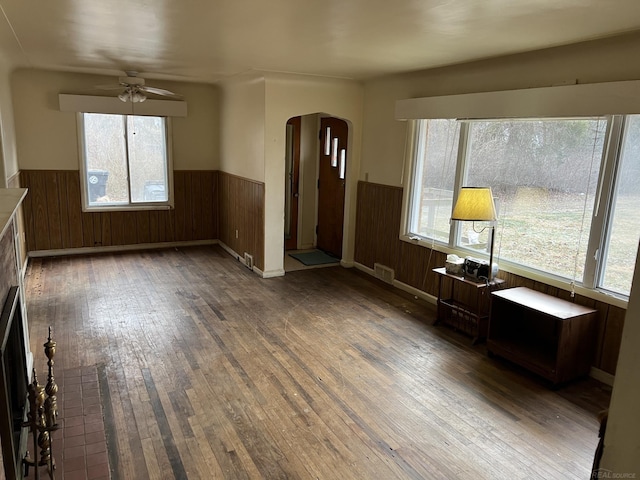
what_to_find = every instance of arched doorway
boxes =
[283,114,349,267]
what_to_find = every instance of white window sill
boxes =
[399,233,629,309]
[82,203,174,213]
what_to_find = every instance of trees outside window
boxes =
[406,115,638,297]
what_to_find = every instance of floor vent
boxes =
[374,263,395,285]
[244,253,254,270]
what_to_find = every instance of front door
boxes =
[317,117,348,258]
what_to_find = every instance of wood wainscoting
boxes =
[217,171,265,271]
[20,170,219,252]
[18,169,266,273]
[354,180,625,376]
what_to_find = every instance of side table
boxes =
[488,287,597,385]
[433,267,504,344]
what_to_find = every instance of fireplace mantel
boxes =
[0,189,27,238]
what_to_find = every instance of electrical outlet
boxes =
[244,253,254,270]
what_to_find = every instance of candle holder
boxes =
[23,327,59,479]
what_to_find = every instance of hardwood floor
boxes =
[24,246,610,479]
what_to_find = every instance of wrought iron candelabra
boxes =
[23,326,59,479]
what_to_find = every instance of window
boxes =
[407,119,460,244]
[462,118,606,280]
[600,115,640,295]
[79,113,172,210]
[404,115,639,298]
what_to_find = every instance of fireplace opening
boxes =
[0,286,29,479]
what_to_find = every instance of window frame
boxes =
[77,112,175,212]
[401,115,635,304]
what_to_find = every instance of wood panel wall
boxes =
[20,170,218,252]
[217,171,265,271]
[354,180,626,375]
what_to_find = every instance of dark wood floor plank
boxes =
[25,246,610,480]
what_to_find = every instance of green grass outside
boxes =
[417,192,640,295]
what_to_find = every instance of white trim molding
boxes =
[217,241,282,278]
[354,261,437,305]
[28,240,217,258]
[589,367,615,387]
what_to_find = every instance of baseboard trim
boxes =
[261,268,285,278]
[218,241,247,267]
[589,367,614,386]
[354,262,437,305]
[354,262,375,276]
[28,240,218,258]
[217,241,278,277]
[393,278,438,306]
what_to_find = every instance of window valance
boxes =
[395,80,640,120]
[59,94,187,117]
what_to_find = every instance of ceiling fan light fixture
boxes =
[132,90,147,103]
[98,73,177,102]
[117,86,147,103]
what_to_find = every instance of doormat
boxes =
[289,250,340,266]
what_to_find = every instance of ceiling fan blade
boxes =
[139,86,181,97]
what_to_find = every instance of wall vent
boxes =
[374,263,395,285]
[244,253,254,270]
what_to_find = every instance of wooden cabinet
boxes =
[433,267,504,344]
[488,287,597,385]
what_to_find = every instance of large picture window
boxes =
[404,115,639,298]
[407,119,459,244]
[79,113,172,210]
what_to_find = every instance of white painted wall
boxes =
[263,73,363,276]
[11,69,219,171]
[218,74,265,180]
[0,60,18,186]
[361,32,640,188]
[601,241,640,475]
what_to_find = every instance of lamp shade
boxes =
[451,187,497,221]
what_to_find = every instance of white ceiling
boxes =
[0,0,639,84]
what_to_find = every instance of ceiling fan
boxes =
[95,71,181,103]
